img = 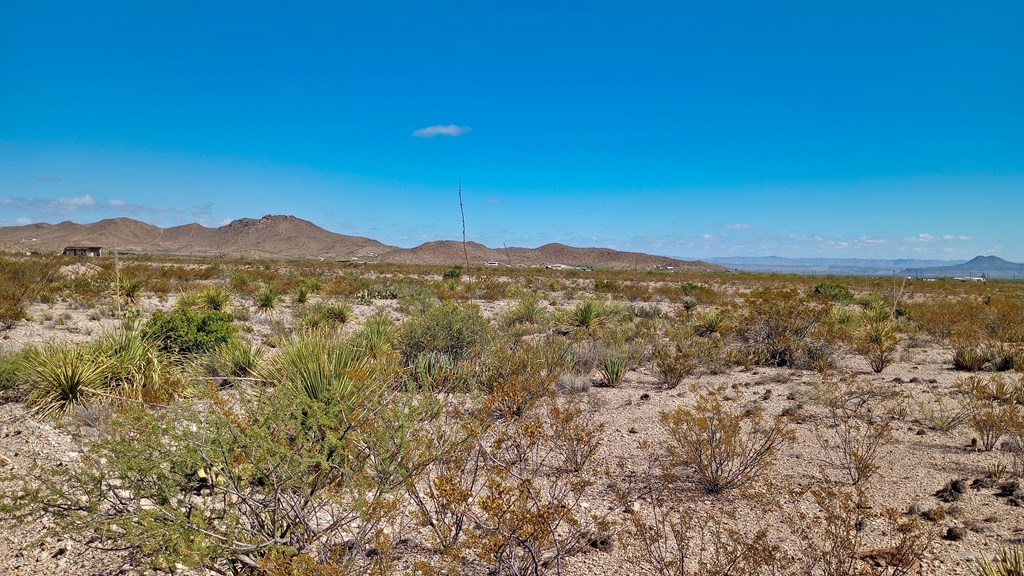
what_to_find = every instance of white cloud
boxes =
[942,234,972,241]
[413,124,471,138]
[859,236,889,245]
[59,195,96,207]
[726,223,751,229]
[905,233,935,243]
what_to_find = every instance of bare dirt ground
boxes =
[2,293,1023,575]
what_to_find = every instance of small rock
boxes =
[916,428,927,436]
[944,526,968,541]
[639,393,650,401]
[0,455,11,467]
[628,427,639,434]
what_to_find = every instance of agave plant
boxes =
[210,338,266,380]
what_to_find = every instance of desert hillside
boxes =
[0,215,721,271]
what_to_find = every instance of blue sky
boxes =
[1,2,1022,260]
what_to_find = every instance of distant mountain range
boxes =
[0,215,720,271]
[901,255,1024,280]
[710,255,1024,279]
[707,256,966,276]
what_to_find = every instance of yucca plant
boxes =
[856,320,899,373]
[266,331,369,401]
[19,344,109,417]
[198,285,232,312]
[953,343,988,371]
[357,311,396,359]
[504,295,545,327]
[973,546,1024,576]
[693,308,725,337]
[92,329,184,404]
[210,338,266,380]
[566,299,608,332]
[255,285,281,314]
[117,275,146,306]
[300,301,352,331]
[293,283,313,305]
[598,355,627,387]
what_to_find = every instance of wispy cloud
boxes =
[858,236,890,245]
[0,194,96,212]
[905,233,935,243]
[726,223,751,229]
[942,234,972,241]
[38,175,62,182]
[413,124,471,138]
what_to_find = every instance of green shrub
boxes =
[442,265,463,280]
[398,301,488,363]
[736,286,830,368]
[813,282,853,302]
[2,370,442,573]
[141,308,235,356]
[0,351,24,393]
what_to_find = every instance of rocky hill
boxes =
[0,215,720,271]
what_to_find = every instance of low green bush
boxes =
[813,282,853,302]
[141,308,235,356]
[398,301,488,363]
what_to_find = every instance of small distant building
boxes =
[62,246,103,257]
[545,263,570,270]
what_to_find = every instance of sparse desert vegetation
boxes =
[4,253,1024,575]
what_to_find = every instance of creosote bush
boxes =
[659,390,793,494]
[141,308,236,355]
[398,301,488,363]
[736,286,831,368]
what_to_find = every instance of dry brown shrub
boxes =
[811,377,895,486]
[659,390,794,494]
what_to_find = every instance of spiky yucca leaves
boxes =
[208,338,266,381]
[254,285,281,313]
[116,275,146,306]
[974,546,1024,576]
[198,285,232,312]
[503,295,546,328]
[299,301,352,331]
[355,311,397,359]
[692,308,725,337]
[92,329,186,404]
[565,299,609,333]
[19,344,109,417]
[264,330,371,402]
[855,319,900,373]
[598,354,627,387]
